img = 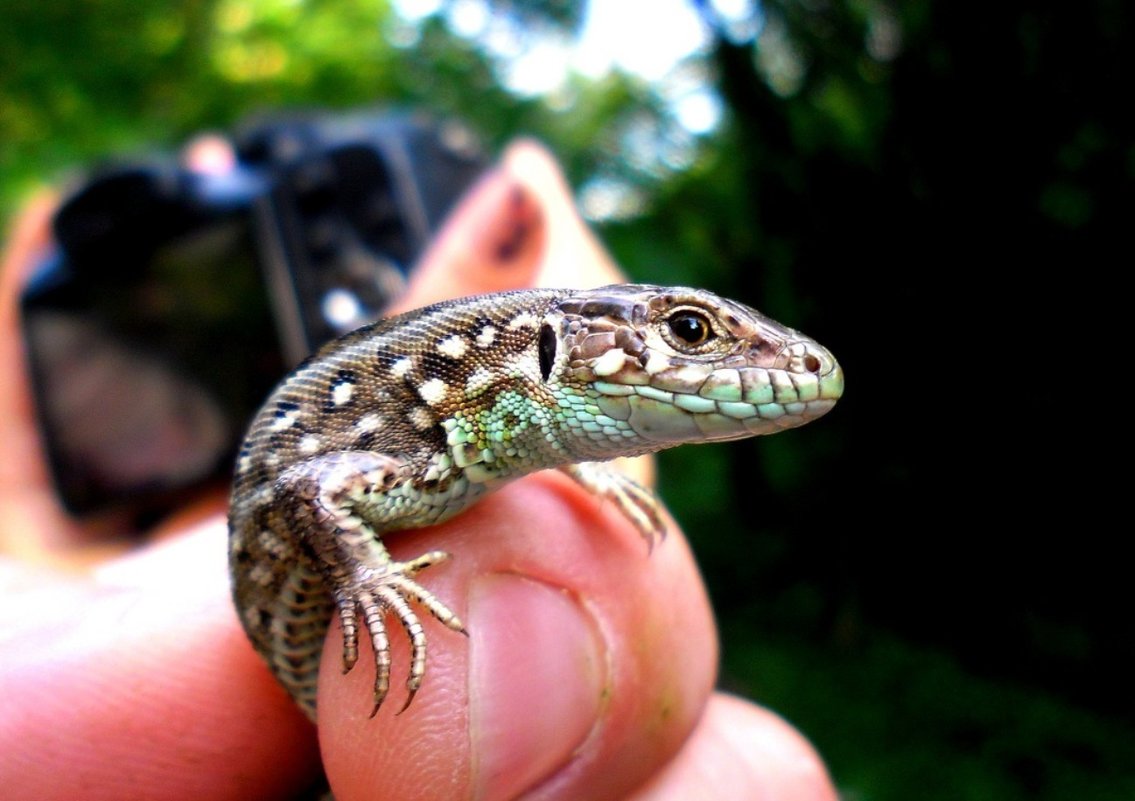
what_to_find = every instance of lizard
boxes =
[228,283,843,721]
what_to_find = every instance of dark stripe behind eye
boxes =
[538,324,556,382]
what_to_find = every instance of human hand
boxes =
[0,140,837,801]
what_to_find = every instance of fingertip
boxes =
[395,136,627,314]
[628,693,839,801]
[1,189,58,293]
[396,166,545,310]
[0,189,92,559]
[713,694,837,800]
[503,139,626,290]
[499,138,573,208]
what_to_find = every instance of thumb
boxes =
[316,472,717,801]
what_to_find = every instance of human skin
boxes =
[0,140,838,801]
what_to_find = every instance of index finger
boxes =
[396,139,626,311]
[0,191,112,561]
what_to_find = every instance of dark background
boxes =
[2,2,1130,798]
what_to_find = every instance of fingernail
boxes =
[474,180,543,269]
[469,574,606,801]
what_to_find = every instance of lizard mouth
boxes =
[584,342,844,444]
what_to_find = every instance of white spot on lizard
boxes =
[464,366,495,398]
[271,409,299,431]
[643,351,671,375]
[418,378,449,406]
[507,312,538,330]
[475,325,496,348]
[356,413,384,432]
[391,358,413,378]
[437,335,467,359]
[592,347,627,377]
[407,406,435,430]
[331,381,354,406]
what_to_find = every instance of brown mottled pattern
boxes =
[229,285,843,720]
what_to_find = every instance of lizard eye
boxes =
[667,311,714,346]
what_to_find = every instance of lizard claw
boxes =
[334,553,464,716]
[560,462,668,550]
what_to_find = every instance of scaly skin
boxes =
[228,284,843,719]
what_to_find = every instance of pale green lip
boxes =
[590,356,843,443]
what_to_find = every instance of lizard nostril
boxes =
[804,353,822,373]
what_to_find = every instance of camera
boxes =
[19,109,486,515]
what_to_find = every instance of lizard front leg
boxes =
[559,462,668,550]
[277,451,466,716]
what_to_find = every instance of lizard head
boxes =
[540,284,843,452]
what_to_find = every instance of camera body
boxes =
[19,110,485,515]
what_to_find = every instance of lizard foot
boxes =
[277,452,467,716]
[560,461,668,550]
[333,550,467,716]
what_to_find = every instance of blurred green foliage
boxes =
[3,1,1131,798]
